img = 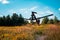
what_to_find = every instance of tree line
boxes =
[41,16,59,24]
[0,13,27,26]
[0,13,59,26]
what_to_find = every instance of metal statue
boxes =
[25,12,53,25]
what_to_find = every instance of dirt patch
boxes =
[35,35,47,40]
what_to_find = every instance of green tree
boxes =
[48,19,54,24]
[0,17,3,26]
[53,16,58,24]
[41,17,49,24]
[11,13,19,26]
[2,16,6,25]
[6,15,11,26]
[18,14,25,25]
[0,13,27,26]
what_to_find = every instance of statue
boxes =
[31,12,40,24]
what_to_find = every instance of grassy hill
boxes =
[0,24,60,40]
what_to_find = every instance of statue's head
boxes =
[32,11,37,14]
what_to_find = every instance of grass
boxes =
[0,26,35,40]
[0,24,60,40]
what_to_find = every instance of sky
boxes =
[0,0,60,20]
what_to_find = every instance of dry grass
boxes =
[0,25,35,40]
[0,24,60,40]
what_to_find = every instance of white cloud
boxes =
[36,9,54,17]
[7,9,17,14]
[7,6,38,18]
[38,10,53,14]
[9,6,53,16]
[7,6,54,19]
[43,7,54,14]
[30,6,38,11]
[0,0,10,4]
[58,8,60,11]
[0,15,3,17]
[45,10,53,14]
[19,8,28,13]
[19,6,54,19]
[19,6,38,14]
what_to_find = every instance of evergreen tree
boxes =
[48,19,54,24]
[6,15,11,26]
[0,17,3,26]
[53,16,58,24]
[11,13,19,26]
[18,14,25,25]
[41,17,49,24]
[2,16,6,25]
[0,13,27,26]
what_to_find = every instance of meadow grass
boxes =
[0,24,60,40]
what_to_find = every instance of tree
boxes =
[2,16,6,25]
[53,16,58,24]
[18,14,25,25]
[11,13,19,26]
[48,19,54,24]
[0,13,27,26]
[6,15,11,26]
[0,17,3,26]
[41,17,49,24]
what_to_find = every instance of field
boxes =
[0,24,60,40]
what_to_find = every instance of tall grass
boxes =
[0,24,60,40]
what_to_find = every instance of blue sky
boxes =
[0,0,60,20]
